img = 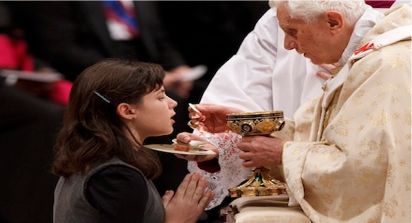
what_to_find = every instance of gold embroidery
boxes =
[359,168,375,184]
[358,124,365,131]
[392,112,400,119]
[391,57,405,69]
[383,199,399,218]
[347,75,355,83]
[359,140,378,157]
[404,177,411,191]
[362,70,373,77]
[356,89,365,98]
[372,110,388,127]
[318,176,334,188]
[322,89,341,135]
[405,133,411,141]
[332,122,348,136]
[354,159,362,167]
[386,164,394,187]
[379,83,399,94]
[376,80,383,87]
[339,142,348,148]
[366,216,380,223]
[403,113,411,125]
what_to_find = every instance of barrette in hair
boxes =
[93,91,111,104]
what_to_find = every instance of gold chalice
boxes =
[226,111,287,197]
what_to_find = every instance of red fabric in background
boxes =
[49,80,71,106]
[0,35,18,68]
[365,0,396,8]
[0,34,71,105]
[0,34,34,71]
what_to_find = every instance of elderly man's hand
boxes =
[237,136,284,169]
[188,104,242,133]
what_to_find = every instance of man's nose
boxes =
[284,36,296,50]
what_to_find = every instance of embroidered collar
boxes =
[351,25,412,61]
[337,6,383,66]
[321,24,412,109]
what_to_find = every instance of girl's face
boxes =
[133,87,177,138]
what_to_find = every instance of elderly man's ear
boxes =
[325,11,344,33]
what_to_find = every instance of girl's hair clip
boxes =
[93,91,111,104]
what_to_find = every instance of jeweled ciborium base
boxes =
[226,111,287,198]
[229,168,286,197]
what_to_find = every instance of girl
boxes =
[52,59,212,223]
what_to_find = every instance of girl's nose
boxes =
[167,96,177,108]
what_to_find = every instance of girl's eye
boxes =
[158,94,166,100]
[158,91,166,100]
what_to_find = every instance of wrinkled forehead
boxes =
[276,4,307,29]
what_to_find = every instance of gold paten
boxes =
[226,111,287,197]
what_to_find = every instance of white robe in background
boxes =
[199,9,323,118]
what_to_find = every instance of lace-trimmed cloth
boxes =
[188,132,251,209]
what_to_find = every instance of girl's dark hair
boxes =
[52,59,164,179]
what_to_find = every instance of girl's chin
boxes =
[148,125,174,138]
[156,128,174,137]
[166,128,174,135]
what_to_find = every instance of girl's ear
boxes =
[116,103,137,120]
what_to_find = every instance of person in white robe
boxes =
[189,1,411,222]
[177,8,325,209]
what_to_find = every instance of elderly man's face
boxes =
[277,4,344,65]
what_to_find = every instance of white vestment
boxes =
[284,4,411,222]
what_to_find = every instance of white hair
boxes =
[269,0,368,25]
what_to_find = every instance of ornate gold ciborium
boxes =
[226,111,287,197]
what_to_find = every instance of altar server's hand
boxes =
[174,132,218,162]
[164,66,193,99]
[237,136,284,169]
[163,173,213,223]
[189,104,242,133]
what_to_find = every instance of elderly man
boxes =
[189,1,411,222]
[177,7,326,210]
[272,1,410,222]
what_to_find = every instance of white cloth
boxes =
[189,9,325,209]
[200,9,323,119]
